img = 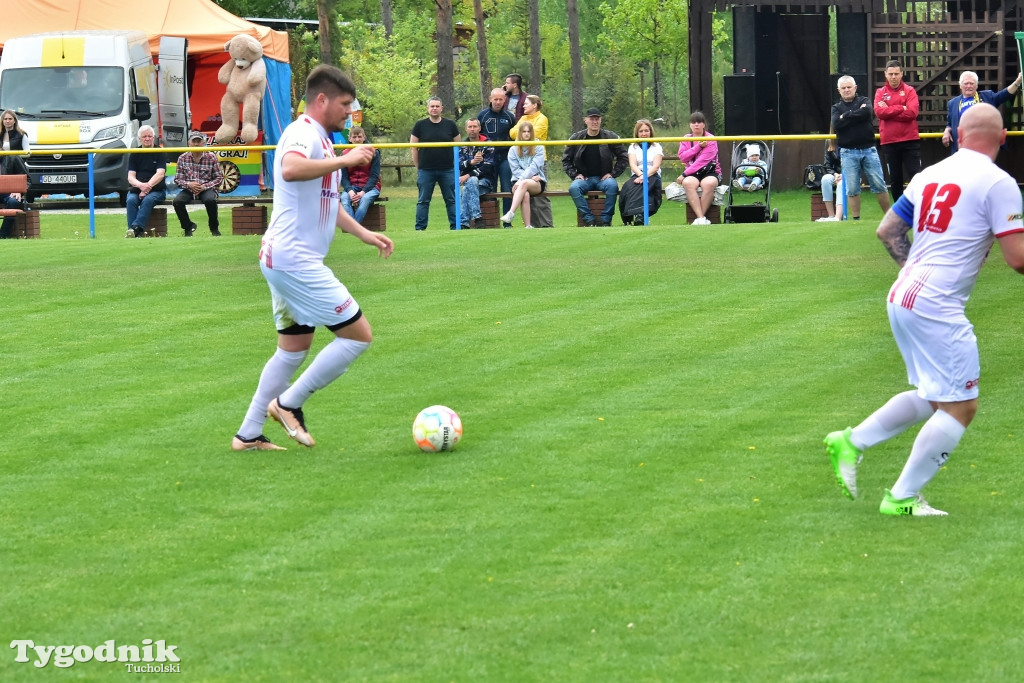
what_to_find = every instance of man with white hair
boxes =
[830,75,891,220]
[824,103,1024,516]
[124,125,167,238]
[941,70,1022,153]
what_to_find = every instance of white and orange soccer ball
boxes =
[412,405,463,452]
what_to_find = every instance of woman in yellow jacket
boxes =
[510,95,548,145]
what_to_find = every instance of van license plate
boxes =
[40,175,77,184]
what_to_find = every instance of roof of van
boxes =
[0,0,288,61]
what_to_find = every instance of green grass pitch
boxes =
[2,188,1023,681]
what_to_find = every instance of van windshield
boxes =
[0,66,124,119]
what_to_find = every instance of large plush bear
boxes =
[215,34,267,144]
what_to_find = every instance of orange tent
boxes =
[0,0,289,62]
[0,0,293,192]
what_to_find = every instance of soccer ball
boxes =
[412,405,463,452]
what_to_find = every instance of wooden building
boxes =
[690,0,1024,186]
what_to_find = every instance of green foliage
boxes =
[598,0,688,68]
[340,27,434,141]
[214,0,315,19]
[287,26,320,105]
[223,0,701,142]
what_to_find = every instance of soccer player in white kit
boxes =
[232,65,394,451]
[824,103,1024,515]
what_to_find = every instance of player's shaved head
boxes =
[958,103,1006,159]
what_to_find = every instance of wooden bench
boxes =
[0,174,38,238]
[809,192,844,221]
[228,196,389,235]
[137,207,168,237]
[685,203,721,225]
[810,193,828,221]
[381,162,415,184]
[478,190,607,227]
[361,198,388,232]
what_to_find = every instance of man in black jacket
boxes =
[457,118,495,228]
[562,108,628,226]
[831,75,891,220]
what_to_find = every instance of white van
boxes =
[0,31,158,202]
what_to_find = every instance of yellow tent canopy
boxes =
[0,0,288,62]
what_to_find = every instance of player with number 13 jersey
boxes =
[887,145,1023,321]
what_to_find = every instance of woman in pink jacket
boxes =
[675,111,722,225]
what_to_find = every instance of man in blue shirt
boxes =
[941,70,1021,153]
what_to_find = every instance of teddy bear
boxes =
[215,34,267,144]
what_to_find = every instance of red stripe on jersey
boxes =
[995,227,1024,237]
[901,268,931,310]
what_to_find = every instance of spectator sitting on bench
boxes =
[817,140,843,222]
[0,109,29,239]
[675,110,721,225]
[619,118,664,225]
[458,118,495,229]
[0,169,25,240]
[562,107,628,226]
[340,126,382,226]
[732,144,768,192]
[125,125,168,238]
[501,121,546,229]
[173,131,224,237]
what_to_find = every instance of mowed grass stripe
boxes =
[2,194,1023,680]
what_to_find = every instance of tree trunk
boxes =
[528,0,542,97]
[567,0,584,126]
[381,0,394,37]
[474,0,491,106]
[653,61,661,110]
[317,0,331,66]
[435,0,456,116]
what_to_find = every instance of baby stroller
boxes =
[723,140,779,223]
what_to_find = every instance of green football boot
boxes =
[823,427,862,500]
[879,490,948,517]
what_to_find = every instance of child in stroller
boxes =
[732,144,768,192]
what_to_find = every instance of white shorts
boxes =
[261,262,361,331]
[887,303,979,402]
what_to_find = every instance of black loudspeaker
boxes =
[733,7,757,74]
[724,74,757,135]
[837,14,868,76]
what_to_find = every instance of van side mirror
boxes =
[131,96,151,122]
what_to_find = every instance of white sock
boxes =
[890,409,965,499]
[851,390,934,450]
[237,348,308,439]
[279,338,370,408]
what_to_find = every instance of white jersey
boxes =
[887,148,1023,321]
[259,115,340,271]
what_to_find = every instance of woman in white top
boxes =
[618,119,663,225]
[501,121,547,228]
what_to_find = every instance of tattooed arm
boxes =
[877,209,912,267]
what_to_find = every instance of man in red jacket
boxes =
[874,60,921,201]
